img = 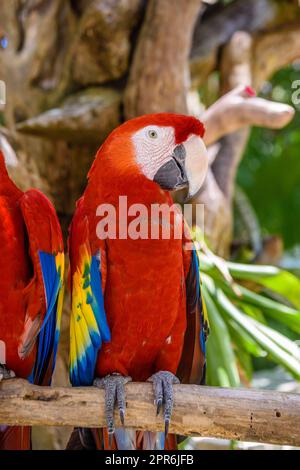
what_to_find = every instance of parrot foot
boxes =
[94,373,132,446]
[147,371,180,437]
[0,364,16,382]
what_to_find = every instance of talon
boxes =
[119,408,125,426]
[156,398,163,416]
[108,431,113,449]
[148,371,179,437]
[0,364,15,382]
[165,418,170,437]
[94,373,132,440]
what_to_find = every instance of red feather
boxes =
[68,114,206,450]
[0,150,64,449]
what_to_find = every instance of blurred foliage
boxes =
[198,65,300,384]
[237,64,300,250]
[194,235,300,386]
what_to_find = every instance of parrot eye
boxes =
[148,129,158,139]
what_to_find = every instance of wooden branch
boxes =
[124,0,203,118]
[190,0,300,87]
[253,23,300,89]
[202,85,295,147]
[1,379,300,446]
[71,0,143,86]
[16,88,121,143]
[199,33,251,256]
[199,27,294,256]
[191,168,231,257]
[198,82,294,256]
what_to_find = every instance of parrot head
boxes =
[93,113,208,199]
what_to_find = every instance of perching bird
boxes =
[0,150,64,450]
[68,113,209,450]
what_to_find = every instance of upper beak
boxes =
[153,135,208,199]
[184,135,208,199]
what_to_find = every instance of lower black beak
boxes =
[153,144,188,191]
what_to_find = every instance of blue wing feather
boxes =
[177,243,209,385]
[70,250,111,387]
[28,251,64,384]
[90,256,111,342]
[191,248,206,355]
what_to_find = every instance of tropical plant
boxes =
[195,232,300,387]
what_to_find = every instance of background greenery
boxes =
[199,65,300,386]
[238,65,300,251]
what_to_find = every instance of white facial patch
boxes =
[132,125,175,180]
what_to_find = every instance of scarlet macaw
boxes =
[0,150,64,450]
[68,113,209,450]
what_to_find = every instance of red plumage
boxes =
[0,150,64,449]
[68,113,207,450]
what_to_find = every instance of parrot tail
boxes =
[67,427,178,450]
[0,426,31,450]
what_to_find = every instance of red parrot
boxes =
[0,150,64,450]
[68,113,209,450]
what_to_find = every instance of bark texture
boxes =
[1,379,300,446]
[124,0,203,117]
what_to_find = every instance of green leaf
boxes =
[257,271,300,309]
[199,254,279,278]
[199,252,300,309]
[235,348,253,382]
[223,260,280,279]
[247,318,300,360]
[213,276,300,334]
[202,285,240,387]
[235,301,267,324]
[227,319,267,358]
[203,275,300,380]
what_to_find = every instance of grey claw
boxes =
[148,371,179,437]
[116,380,127,426]
[148,372,163,415]
[108,431,113,449]
[119,408,125,426]
[93,377,102,388]
[165,418,170,437]
[94,373,132,439]
[0,364,16,382]
[156,398,163,416]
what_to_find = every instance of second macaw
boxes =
[0,150,64,450]
[68,113,209,450]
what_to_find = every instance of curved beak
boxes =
[153,135,208,199]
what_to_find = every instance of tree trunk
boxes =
[124,0,203,118]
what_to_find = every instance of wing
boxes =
[18,189,64,385]
[177,237,209,385]
[69,199,111,386]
